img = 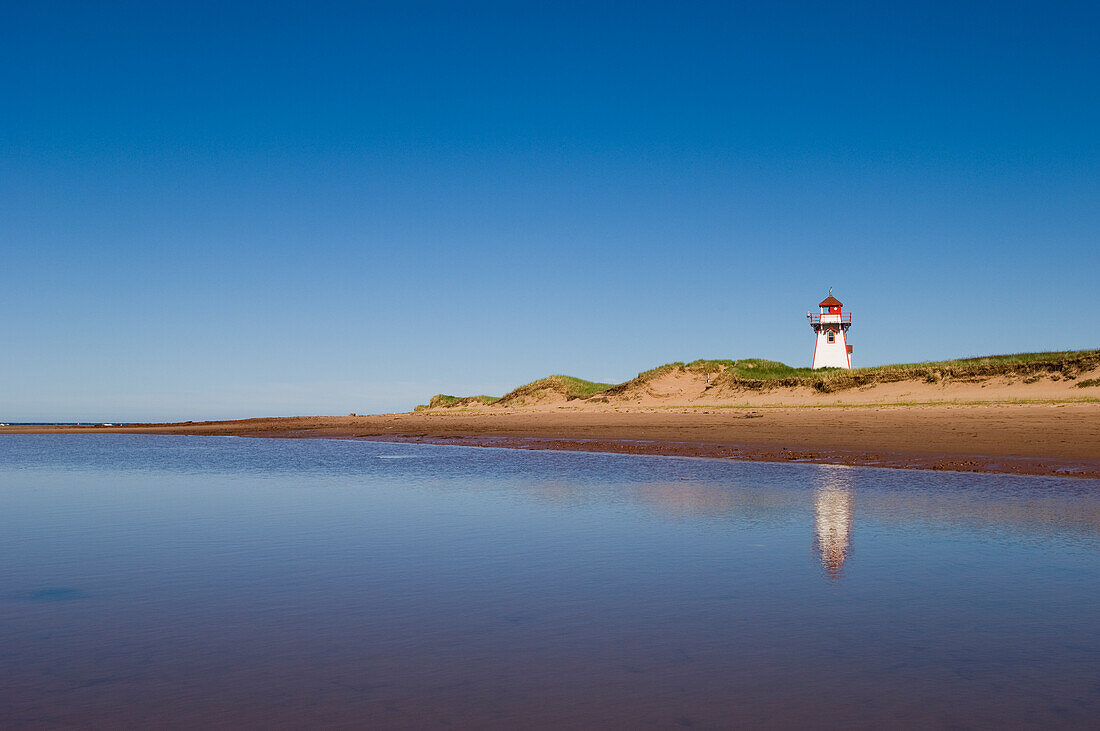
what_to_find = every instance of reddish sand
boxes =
[5,403,1099,478]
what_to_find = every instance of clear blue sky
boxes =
[3,1,1098,421]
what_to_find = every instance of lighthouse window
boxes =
[827,331,835,343]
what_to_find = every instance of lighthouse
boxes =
[807,289,853,369]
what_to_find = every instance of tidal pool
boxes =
[1,435,1098,727]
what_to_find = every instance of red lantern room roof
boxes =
[819,295,843,308]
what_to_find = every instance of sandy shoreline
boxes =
[4,403,1099,479]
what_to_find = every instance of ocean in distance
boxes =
[1,435,1098,728]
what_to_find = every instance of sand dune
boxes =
[424,354,1100,409]
[4,352,1098,478]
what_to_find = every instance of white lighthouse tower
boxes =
[807,290,853,369]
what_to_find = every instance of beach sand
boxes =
[5,401,1099,478]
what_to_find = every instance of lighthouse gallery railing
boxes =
[808,313,852,324]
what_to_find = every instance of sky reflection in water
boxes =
[1,435,1098,728]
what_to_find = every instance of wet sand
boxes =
[5,403,1099,478]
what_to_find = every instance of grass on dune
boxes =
[415,394,500,411]
[497,375,614,404]
[674,351,1099,381]
[546,375,615,397]
[605,358,834,394]
[686,358,821,379]
[418,349,1100,407]
[861,350,1098,371]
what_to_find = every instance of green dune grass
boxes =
[416,349,1100,408]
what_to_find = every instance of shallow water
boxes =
[1,435,1098,728]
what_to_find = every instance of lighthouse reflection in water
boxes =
[813,467,855,578]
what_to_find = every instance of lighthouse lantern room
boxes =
[807,290,853,369]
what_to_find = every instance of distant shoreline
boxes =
[4,402,1099,479]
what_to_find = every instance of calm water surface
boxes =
[2,435,1099,728]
